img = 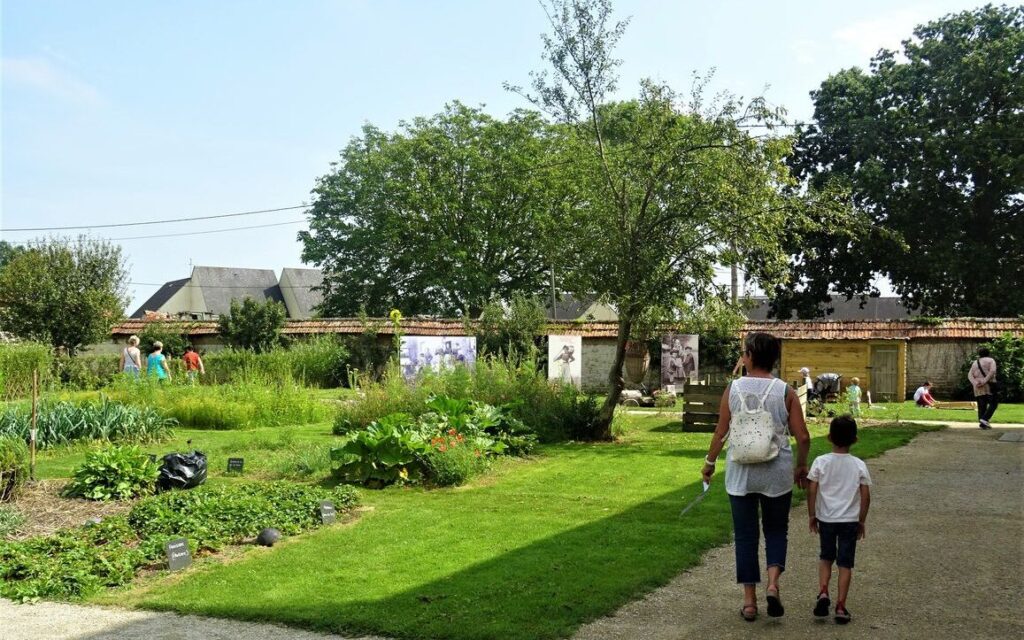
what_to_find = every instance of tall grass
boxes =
[0,399,175,449]
[105,375,330,430]
[335,356,600,442]
[0,343,52,400]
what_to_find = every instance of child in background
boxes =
[846,377,862,416]
[913,381,936,408]
[182,345,205,384]
[807,416,872,625]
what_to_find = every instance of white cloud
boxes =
[2,56,103,106]
[833,8,931,59]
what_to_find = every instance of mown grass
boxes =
[106,416,939,640]
[858,401,1024,424]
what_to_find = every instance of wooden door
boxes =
[870,346,899,402]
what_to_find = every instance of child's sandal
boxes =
[740,604,758,621]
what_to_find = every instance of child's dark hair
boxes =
[829,415,858,448]
[743,332,780,371]
[979,347,991,357]
[185,344,194,352]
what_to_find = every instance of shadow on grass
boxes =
[132,479,733,640]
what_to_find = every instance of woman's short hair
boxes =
[744,332,781,371]
[152,341,163,351]
[979,347,991,357]
[127,335,139,346]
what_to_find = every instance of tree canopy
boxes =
[217,297,287,354]
[300,102,573,317]
[777,5,1024,317]
[0,238,128,354]
[516,0,850,436]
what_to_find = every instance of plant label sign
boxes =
[227,457,244,473]
[319,501,337,524]
[165,538,192,571]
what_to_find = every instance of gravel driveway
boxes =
[574,428,1024,640]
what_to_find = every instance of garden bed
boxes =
[3,480,134,540]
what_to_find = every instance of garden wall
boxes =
[906,339,983,398]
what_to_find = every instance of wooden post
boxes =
[30,369,38,481]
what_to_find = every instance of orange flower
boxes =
[448,428,457,436]
[438,444,447,452]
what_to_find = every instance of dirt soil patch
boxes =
[3,480,134,540]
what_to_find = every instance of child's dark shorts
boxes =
[818,521,859,569]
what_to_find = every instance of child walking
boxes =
[807,416,872,624]
[846,378,862,416]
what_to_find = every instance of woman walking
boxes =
[146,341,172,382]
[701,332,811,621]
[118,335,143,377]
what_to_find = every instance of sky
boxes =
[1,0,988,313]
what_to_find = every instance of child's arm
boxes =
[807,480,819,533]
[858,484,871,539]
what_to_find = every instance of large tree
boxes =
[300,102,572,316]
[776,5,1024,317]
[0,241,24,270]
[0,237,128,354]
[516,0,849,437]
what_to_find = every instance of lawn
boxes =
[96,415,938,640]
[857,401,1024,424]
[33,422,337,481]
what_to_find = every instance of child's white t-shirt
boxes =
[807,453,872,523]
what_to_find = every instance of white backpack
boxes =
[727,378,782,464]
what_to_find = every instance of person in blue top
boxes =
[146,341,172,382]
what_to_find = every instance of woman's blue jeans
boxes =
[729,492,793,585]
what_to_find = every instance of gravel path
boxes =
[5,428,1020,639]
[0,600,387,640]
[574,428,1024,640]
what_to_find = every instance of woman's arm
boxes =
[786,386,811,488]
[701,383,732,484]
[161,356,172,380]
[119,351,125,370]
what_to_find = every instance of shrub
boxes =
[0,342,52,401]
[286,335,351,387]
[218,298,287,353]
[64,445,160,501]
[0,398,175,449]
[54,353,119,390]
[138,322,191,358]
[0,437,29,502]
[334,357,598,441]
[424,442,489,487]
[0,482,359,601]
[202,338,350,388]
[0,507,25,538]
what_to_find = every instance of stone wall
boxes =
[906,339,983,398]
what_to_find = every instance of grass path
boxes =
[101,417,936,640]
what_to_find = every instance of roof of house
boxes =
[130,278,190,318]
[189,266,284,316]
[111,317,1024,340]
[742,318,1024,340]
[744,295,917,320]
[280,267,324,318]
[546,294,595,321]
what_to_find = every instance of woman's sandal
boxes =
[740,604,758,622]
[766,586,785,617]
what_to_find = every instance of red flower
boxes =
[448,428,457,436]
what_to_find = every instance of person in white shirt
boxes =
[967,347,998,429]
[913,381,936,408]
[807,416,872,625]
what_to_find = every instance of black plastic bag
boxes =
[158,451,208,490]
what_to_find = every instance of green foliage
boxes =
[127,483,359,553]
[0,342,52,401]
[473,294,547,359]
[675,297,746,371]
[64,445,159,501]
[957,334,1024,402]
[0,437,29,502]
[0,507,25,538]
[782,6,1024,317]
[516,0,849,436]
[53,353,119,391]
[301,102,573,316]
[0,240,25,270]
[217,298,287,353]
[0,237,128,354]
[331,413,429,487]
[104,376,328,430]
[334,358,597,442]
[279,336,351,387]
[0,483,359,601]
[0,398,175,449]
[424,441,489,487]
[138,323,191,358]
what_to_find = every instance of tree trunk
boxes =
[594,315,632,440]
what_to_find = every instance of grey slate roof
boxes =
[131,278,190,318]
[280,267,324,319]
[744,295,918,321]
[546,294,595,321]
[190,266,284,316]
